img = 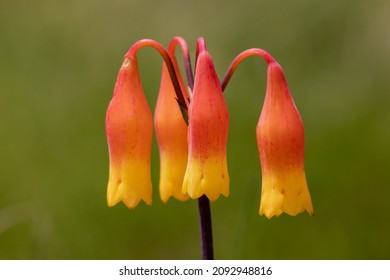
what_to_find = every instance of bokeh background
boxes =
[1,0,389,259]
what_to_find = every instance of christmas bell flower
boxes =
[182,39,230,201]
[257,61,313,218]
[106,56,153,209]
[154,60,189,203]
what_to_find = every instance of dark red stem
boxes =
[126,39,188,110]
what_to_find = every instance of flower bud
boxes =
[182,47,230,201]
[106,57,153,208]
[257,61,313,218]
[154,63,189,203]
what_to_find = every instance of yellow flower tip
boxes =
[160,181,189,204]
[107,185,151,209]
[106,160,153,209]
[157,153,190,203]
[182,157,230,202]
[159,161,190,203]
[258,169,314,218]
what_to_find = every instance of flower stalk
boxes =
[125,39,188,111]
[169,36,194,91]
[221,48,275,91]
[197,195,214,260]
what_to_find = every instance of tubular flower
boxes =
[257,61,313,218]
[106,57,153,209]
[154,62,189,203]
[182,43,230,201]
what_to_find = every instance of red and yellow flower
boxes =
[154,60,189,203]
[257,61,313,218]
[182,42,230,201]
[106,56,153,209]
[105,37,313,220]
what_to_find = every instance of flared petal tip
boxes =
[258,169,314,218]
[107,195,152,209]
[107,181,152,209]
[107,194,152,209]
[182,165,230,202]
[259,188,314,219]
[160,196,189,204]
[158,168,190,203]
[183,183,230,202]
[259,207,314,219]
[205,188,230,202]
[160,186,190,204]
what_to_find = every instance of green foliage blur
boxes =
[1,0,389,259]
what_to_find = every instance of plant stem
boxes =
[197,195,214,260]
[125,39,188,111]
[169,36,194,92]
[220,48,275,91]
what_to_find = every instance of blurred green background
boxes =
[1,0,389,259]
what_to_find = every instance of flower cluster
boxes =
[105,37,313,218]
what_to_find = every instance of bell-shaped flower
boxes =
[257,61,313,218]
[105,57,153,209]
[182,45,230,201]
[154,62,189,203]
